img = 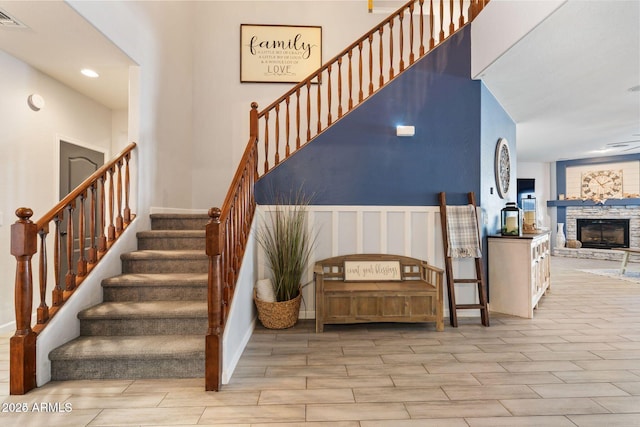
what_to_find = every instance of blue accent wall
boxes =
[256,25,515,209]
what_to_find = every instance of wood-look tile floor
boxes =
[1,256,640,426]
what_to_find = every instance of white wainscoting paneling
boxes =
[256,205,482,320]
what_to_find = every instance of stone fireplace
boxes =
[556,205,640,260]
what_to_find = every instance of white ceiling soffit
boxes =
[0,1,134,110]
[479,0,640,162]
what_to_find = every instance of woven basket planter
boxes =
[254,289,302,329]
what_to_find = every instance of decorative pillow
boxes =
[566,239,582,249]
[255,278,276,302]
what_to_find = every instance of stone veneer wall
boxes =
[555,205,640,262]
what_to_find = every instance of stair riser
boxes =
[138,237,205,251]
[151,217,209,231]
[80,318,207,336]
[103,286,207,302]
[51,357,204,381]
[122,259,208,274]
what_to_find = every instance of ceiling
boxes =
[0,1,132,110]
[0,1,638,162]
[478,0,640,162]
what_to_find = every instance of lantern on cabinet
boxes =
[501,202,521,236]
[522,195,537,233]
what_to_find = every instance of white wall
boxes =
[0,50,115,332]
[471,0,565,78]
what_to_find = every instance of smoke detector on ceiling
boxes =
[0,9,27,29]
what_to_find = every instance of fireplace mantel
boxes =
[547,198,640,207]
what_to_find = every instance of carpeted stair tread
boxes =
[103,273,207,287]
[79,301,207,320]
[137,230,205,238]
[49,335,204,360]
[121,250,208,261]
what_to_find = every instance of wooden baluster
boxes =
[88,183,97,264]
[116,160,123,235]
[10,207,38,395]
[337,57,343,118]
[439,0,445,42]
[420,0,426,55]
[459,0,465,26]
[77,191,87,277]
[306,81,311,142]
[53,215,63,307]
[274,105,280,165]
[368,36,374,95]
[359,42,365,101]
[65,202,76,292]
[389,19,395,80]
[316,73,322,133]
[327,64,333,125]
[348,50,354,109]
[285,97,291,157]
[124,152,131,224]
[98,174,107,254]
[107,167,116,243]
[469,0,477,20]
[399,12,405,72]
[295,89,301,149]
[37,226,49,324]
[429,0,435,49]
[378,27,384,87]
[409,3,415,64]
[205,207,222,391]
[263,111,270,173]
[449,0,455,35]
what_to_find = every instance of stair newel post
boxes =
[10,207,38,395]
[205,207,223,391]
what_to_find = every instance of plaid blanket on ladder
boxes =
[445,205,482,258]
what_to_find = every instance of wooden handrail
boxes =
[206,0,489,391]
[10,142,137,395]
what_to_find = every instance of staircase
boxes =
[49,214,210,381]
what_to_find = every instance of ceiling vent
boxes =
[0,9,27,28]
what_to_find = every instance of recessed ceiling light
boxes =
[81,68,99,78]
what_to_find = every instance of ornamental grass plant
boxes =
[257,191,316,302]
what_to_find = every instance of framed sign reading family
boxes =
[240,24,322,83]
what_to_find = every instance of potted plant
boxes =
[255,190,315,329]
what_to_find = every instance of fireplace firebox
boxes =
[576,218,630,249]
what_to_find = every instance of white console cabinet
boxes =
[488,232,551,318]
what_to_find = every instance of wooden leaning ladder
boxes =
[438,192,490,327]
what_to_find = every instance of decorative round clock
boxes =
[581,170,623,199]
[494,138,511,199]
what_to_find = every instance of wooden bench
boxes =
[314,254,444,333]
